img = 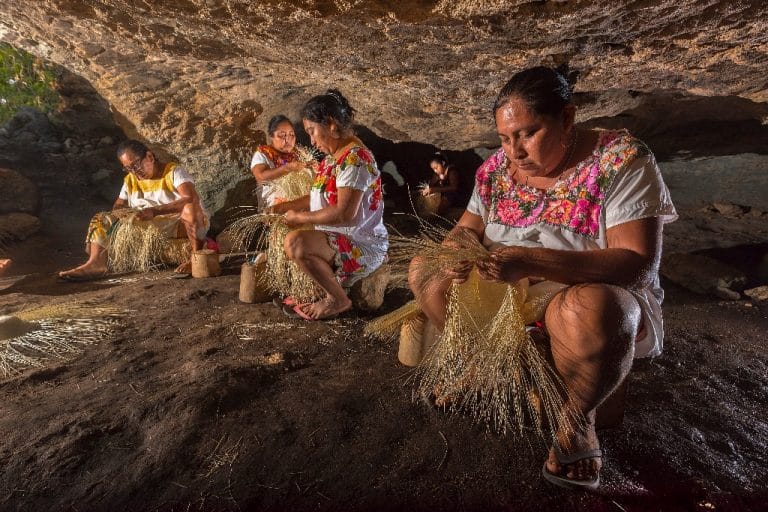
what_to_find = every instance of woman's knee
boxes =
[546,284,641,347]
[283,230,306,261]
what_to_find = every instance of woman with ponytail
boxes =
[272,89,388,320]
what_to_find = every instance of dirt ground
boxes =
[1,127,768,512]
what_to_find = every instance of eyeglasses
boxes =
[274,132,296,140]
[123,155,145,173]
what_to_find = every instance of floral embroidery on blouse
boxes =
[256,144,296,167]
[475,130,647,238]
[313,146,382,210]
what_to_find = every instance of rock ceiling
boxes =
[1,0,766,211]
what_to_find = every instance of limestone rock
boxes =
[662,253,747,300]
[90,168,122,203]
[0,1,765,219]
[349,264,390,312]
[0,169,40,214]
[0,212,42,241]
[744,286,768,302]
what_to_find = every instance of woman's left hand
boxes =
[476,246,528,283]
[284,210,304,228]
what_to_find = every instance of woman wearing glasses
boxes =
[250,115,308,210]
[58,139,209,280]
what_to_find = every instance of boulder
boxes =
[744,286,768,302]
[349,264,390,312]
[661,253,747,300]
[0,212,42,241]
[0,168,40,214]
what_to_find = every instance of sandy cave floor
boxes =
[1,150,768,512]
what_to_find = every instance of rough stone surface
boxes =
[744,286,768,301]
[0,167,39,214]
[0,212,42,241]
[661,252,748,300]
[0,0,765,217]
[349,264,390,312]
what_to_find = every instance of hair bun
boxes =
[554,63,579,91]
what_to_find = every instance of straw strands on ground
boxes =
[1,303,124,378]
[105,209,169,273]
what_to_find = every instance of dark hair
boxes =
[267,114,293,136]
[300,88,356,131]
[116,139,149,159]
[493,65,577,119]
[430,151,449,167]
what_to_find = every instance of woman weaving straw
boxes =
[408,66,677,490]
[271,89,388,320]
[250,115,310,210]
[58,140,210,281]
[420,151,460,215]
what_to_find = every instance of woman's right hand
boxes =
[443,260,473,284]
[285,161,305,173]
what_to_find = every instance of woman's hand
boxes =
[476,246,528,283]
[443,260,473,284]
[136,207,156,221]
[285,161,306,173]
[284,209,304,228]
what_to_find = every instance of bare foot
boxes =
[0,259,10,276]
[544,425,602,484]
[297,296,352,320]
[174,260,191,274]
[58,262,108,280]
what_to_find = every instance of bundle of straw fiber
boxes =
[271,144,317,203]
[227,211,320,302]
[1,303,124,378]
[417,193,442,216]
[106,209,170,273]
[369,223,580,439]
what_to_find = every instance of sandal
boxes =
[541,443,602,490]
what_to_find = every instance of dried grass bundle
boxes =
[363,300,421,340]
[227,210,285,253]
[459,282,583,439]
[106,210,169,273]
[415,273,579,439]
[381,222,578,439]
[387,223,488,293]
[270,144,317,203]
[262,220,320,302]
[227,210,320,301]
[0,317,119,378]
[273,171,314,203]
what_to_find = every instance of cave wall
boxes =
[0,0,766,215]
